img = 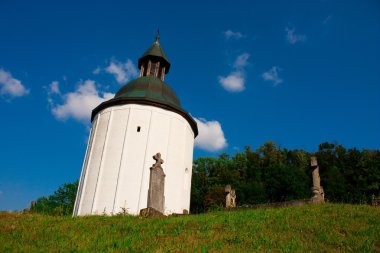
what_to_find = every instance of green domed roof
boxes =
[91,76,198,136]
[115,76,180,108]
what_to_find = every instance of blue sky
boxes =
[1,0,379,210]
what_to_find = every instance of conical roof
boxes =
[138,41,171,74]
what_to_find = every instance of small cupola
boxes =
[138,32,171,81]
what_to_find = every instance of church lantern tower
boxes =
[73,35,198,216]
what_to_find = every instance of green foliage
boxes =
[31,181,78,216]
[316,142,380,203]
[191,141,380,212]
[1,204,379,252]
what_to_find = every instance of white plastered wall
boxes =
[73,104,195,216]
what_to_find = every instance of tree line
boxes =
[30,142,380,215]
[190,142,380,213]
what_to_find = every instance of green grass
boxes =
[1,204,379,252]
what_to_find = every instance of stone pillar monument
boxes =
[147,153,166,213]
[225,185,237,208]
[310,156,324,203]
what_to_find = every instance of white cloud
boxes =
[219,53,250,92]
[0,69,29,98]
[262,66,283,86]
[93,67,101,75]
[194,117,227,152]
[218,72,245,92]
[51,80,114,122]
[285,27,306,44]
[234,53,250,68]
[49,81,60,94]
[105,59,138,84]
[46,81,61,106]
[224,30,245,40]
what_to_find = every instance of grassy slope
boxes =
[1,204,379,252]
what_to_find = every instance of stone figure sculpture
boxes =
[310,156,325,203]
[230,189,236,208]
[225,184,237,208]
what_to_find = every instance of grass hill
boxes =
[1,204,379,252]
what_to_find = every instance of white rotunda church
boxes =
[73,35,198,216]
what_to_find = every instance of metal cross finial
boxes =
[155,29,160,44]
[153,153,164,167]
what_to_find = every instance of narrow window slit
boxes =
[137,126,141,132]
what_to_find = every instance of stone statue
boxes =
[310,156,325,203]
[230,189,236,208]
[225,184,237,208]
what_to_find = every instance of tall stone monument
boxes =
[147,153,166,213]
[225,185,237,208]
[310,156,325,203]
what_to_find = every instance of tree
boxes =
[31,181,78,215]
